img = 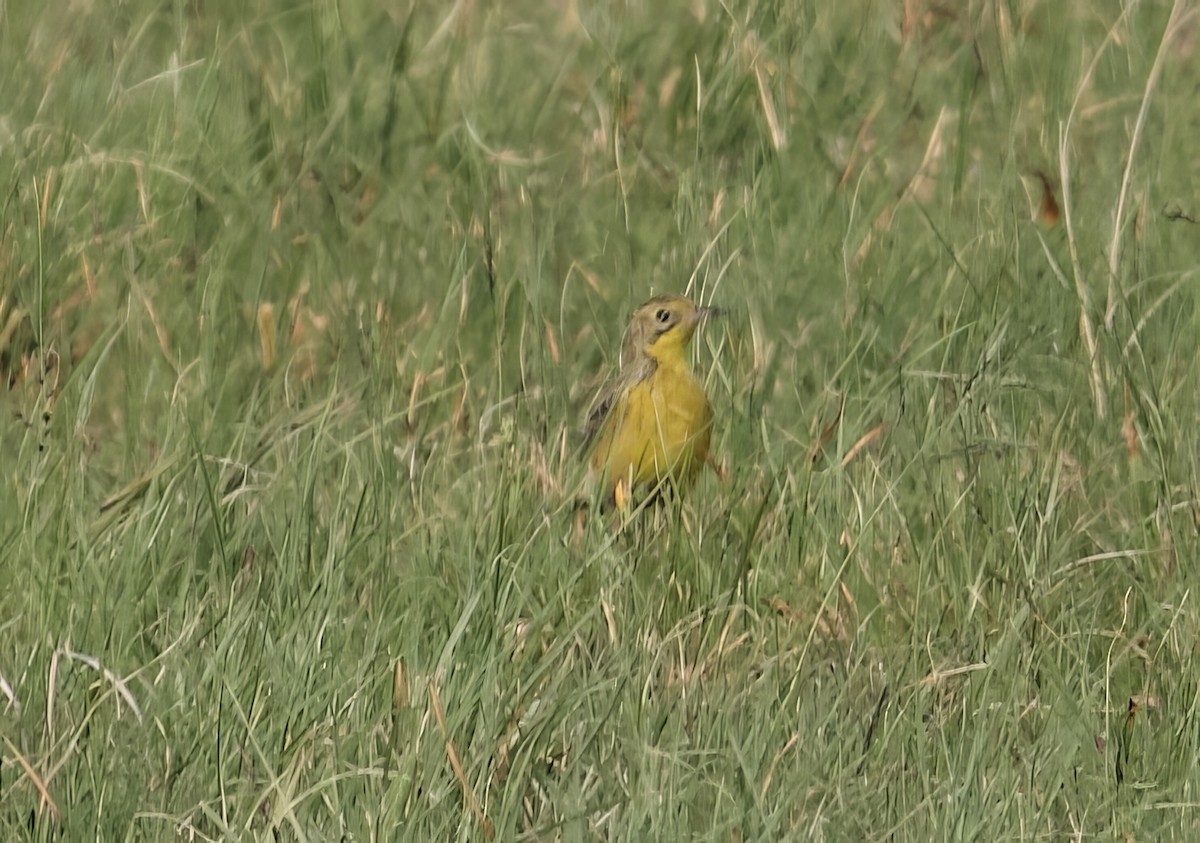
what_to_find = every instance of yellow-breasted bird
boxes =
[582,294,719,509]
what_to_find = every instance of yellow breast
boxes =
[590,362,712,500]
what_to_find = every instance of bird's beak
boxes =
[695,306,724,322]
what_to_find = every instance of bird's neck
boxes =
[646,347,690,373]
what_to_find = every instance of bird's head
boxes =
[622,295,720,365]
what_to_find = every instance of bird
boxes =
[582,294,719,509]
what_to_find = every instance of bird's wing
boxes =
[581,380,621,452]
[580,358,654,451]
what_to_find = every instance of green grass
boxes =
[2,0,1199,839]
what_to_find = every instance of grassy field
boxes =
[2,0,1199,839]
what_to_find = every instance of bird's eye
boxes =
[655,309,671,324]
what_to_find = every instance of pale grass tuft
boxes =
[2,736,60,821]
[257,302,276,371]
[0,673,20,715]
[429,677,494,841]
[1106,0,1197,328]
[59,648,145,724]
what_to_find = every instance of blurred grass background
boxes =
[2,0,1198,839]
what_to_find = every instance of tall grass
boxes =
[1,1,1198,839]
